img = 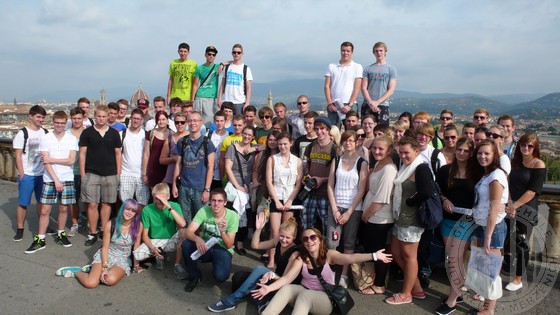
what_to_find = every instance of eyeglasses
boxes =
[297,101,308,105]
[440,116,453,121]
[520,143,535,149]
[171,104,182,107]
[232,51,243,55]
[207,53,216,56]
[474,115,487,120]
[302,234,318,243]
[259,115,271,120]
[444,135,457,140]
[119,108,128,111]
[486,132,503,139]
[356,134,366,139]
[175,120,187,125]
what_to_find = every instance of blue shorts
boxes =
[440,218,473,241]
[17,175,43,207]
[473,220,507,249]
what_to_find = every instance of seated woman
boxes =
[252,228,392,315]
[208,213,300,313]
[55,199,143,288]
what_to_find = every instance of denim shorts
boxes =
[17,174,43,207]
[440,218,473,241]
[473,220,507,249]
[393,225,425,243]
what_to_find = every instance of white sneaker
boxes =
[505,281,523,291]
[68,226,79,237]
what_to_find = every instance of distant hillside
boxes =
[508,93,560,119]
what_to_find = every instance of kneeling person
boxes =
[133,183,188,278]
[182,188,239,292]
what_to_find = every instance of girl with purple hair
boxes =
[55,199,143,287]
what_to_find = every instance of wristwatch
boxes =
[204,188,211,192]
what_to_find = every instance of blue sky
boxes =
[1,0,559,102]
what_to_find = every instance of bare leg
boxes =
[70,203,79,225]
[75,263,102,289]
[58,205,68,231]
[87,203,99,235]
[400,240,421,297]
[100,203,111,232]
[268,212,282,268]
[16,205,27,229]
[102,266,127,286]
[38,204,52,235]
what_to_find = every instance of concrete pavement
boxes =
[0,180,558,315]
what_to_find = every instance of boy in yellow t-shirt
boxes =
[167,43,198,102]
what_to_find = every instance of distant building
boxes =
[267,90,273,108]
[131,84,150,106]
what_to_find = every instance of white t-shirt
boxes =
[13,127,47,176]
[499,154,511,175]
[121,128,146,177]
[325,60,363,103]
[65,117,93,130]
[419,146,447,176]
[210,130,230,180]
[145,118,177,133]
[474,169,509,226]
[363,163,398,224]
[223,63,253,104]
[40,132,78,182]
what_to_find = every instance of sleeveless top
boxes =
[334,157,363,210]
[301,261,336,291]
[164,134,179,184]
[396,179,420,227]
[272,153,299,200]
[275,243,299,279]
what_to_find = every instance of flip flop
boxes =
[358,287,376,295]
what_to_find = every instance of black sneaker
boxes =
[25,236,46,254]
[235,248,247,256]
[13,229,24,242]
[84,234,98,246]
[435,302,456,315]
[419,273,431,289]
[184,277,201,292]
[56,231,72,248]
[46,227,57,235]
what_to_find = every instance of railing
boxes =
[0,138,17,181]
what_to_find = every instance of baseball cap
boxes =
[314,116,332,130]
[137,98,149,108]
[205,46,218,54]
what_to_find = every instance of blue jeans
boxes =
[223,265,270,306]
[178,186,203,223]
[182,240,232,282]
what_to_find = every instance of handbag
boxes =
[350,262,375,291]
[465,245,503,300]
[309,257,355,315]
[256,197,271,220]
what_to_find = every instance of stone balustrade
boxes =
[0,138,17,181]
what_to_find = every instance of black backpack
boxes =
[21,127,48,154]
[180,135,210,168]
[223,64,248,96]
[430,148,442,175]
[416,164,444,229]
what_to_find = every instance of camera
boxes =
[297,177,317,201]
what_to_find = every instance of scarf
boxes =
[392,154,424,220]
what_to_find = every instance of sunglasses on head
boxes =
[174,120,187,125]
[486,132,503,139]
[302,234,318,243]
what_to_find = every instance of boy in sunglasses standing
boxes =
[167,43,198,103]
[286,95,311,140]
[192,46,220,127]
[218,44,253,115]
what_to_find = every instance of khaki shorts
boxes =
[80,173,118,204]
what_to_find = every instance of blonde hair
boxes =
[279,217,298,239]
[152,183,170,196]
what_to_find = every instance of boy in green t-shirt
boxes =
[133,183,188,279]
[182,188,239,292]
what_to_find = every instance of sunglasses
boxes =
[302,234,318,243]
[486,132,503,139]
[259,115,272,120]
[297,101,308,105]
[356,134,366,139]
[175,120,187,125]
[232,51,243,55]
[444,135,457,140]
[520,143,535,149]
[207,53,216,56]
[474,115,487,120]
[440,116,453,121]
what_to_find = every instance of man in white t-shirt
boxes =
[120,109,150,207]
[145,96,177,132]
[208,111,231,189]
[218,43,253,115]
[65,97,94,130]
[324,41,363,127]
[416,123,447,177]
[25,111,78,253]
[13,105,48,242]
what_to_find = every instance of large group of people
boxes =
[11,41,548,315]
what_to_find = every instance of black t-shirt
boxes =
[436,164,476,221]
[292,135,315,159]
[509,165,546,216]
[79,126,122,176]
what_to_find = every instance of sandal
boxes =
[371,286,386,294]
[385,293,412,305]
[132,266,144,274]
[358,287,376,295]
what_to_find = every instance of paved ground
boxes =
[1,180,559,315]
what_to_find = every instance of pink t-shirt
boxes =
[301,262,336,291]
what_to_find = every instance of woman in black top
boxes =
[435,138,481,315]
[504,133,546,292]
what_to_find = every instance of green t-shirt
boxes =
[255,127,271,146]
[141,201,182,239]
[193,206,239,254]
[169,59,198,100]
[193,63,219,98]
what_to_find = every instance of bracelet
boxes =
[372,252,378,261]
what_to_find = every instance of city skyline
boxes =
[1,0,559,101]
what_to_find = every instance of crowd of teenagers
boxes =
[12,41,547,315]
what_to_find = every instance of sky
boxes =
[1,0,559,102]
